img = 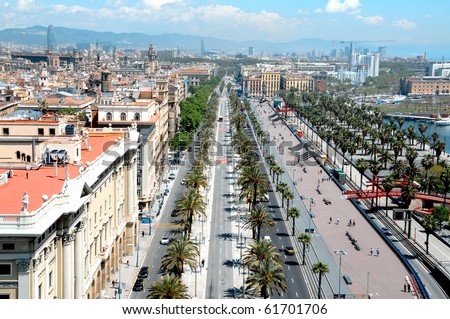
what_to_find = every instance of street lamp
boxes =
[307,197,316,235]
[334,250,347,298]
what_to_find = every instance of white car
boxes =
[381,227,392,235]
[160,235,170,245]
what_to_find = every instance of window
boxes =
[106,112,112,121]
[49,128,55,135]
[134,113,140,121]
[38,284,42,299]
[49,271,53,288]
[120,112,127,121]
[0,264,12,276]
[2,243,14,251]
[38,128,44,136]
[2,128,9,135]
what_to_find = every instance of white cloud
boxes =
[16,0,34,11]
[324,0,361,14]
[356,15,384,25]
[297,8,310,15]
[51,5,91,14]
[140,0,183,10]
[393,18,416,30]
[314,8,324,14]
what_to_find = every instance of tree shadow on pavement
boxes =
[223,259,241,268]
[217,232,236,241]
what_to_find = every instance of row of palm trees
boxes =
[291,90,449,253]
[229,92,289,298]
[148,86,222,299]
[235,95,334,298]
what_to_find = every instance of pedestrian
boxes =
[126,260,129,267]
[348,219,352,226]
[329,217,332,224]
[376,248,380,256]
[336,217,340,225]
[114,290,117,298]
[201,259,205,267]
[404,283,407,292]
[112,279,115,287]
[352,220,356,226]
[141,231,144,237]
[370,248,373,256]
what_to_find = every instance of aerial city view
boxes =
[1,0,450,301]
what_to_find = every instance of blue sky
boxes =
[1,0,449,54]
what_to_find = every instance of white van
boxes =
[263,236,271,243]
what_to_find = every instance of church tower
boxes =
[145,44,158,75]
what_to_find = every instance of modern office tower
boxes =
[47,24,57,52]
[368,53,380,77]
[248,46,255,57]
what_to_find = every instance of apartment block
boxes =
[0,125,139,299]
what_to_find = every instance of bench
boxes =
[343,274,352,285]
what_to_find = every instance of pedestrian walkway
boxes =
[253,101,417,299]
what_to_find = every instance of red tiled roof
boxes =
[0,132,124,215]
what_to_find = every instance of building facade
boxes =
[0,126,139,299]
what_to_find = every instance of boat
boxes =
[435,118,450,126]
[435,112,450,126]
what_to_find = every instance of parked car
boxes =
[168,173,176,180]
[132,278,144,291]
[180,178,186,185]
[160,234,170,245]
[138,266,149,279]
[381,227,392,235]
[284,246,295,255]
[170,210,178,217]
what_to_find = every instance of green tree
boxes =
[160,235,199,278]
[246,259,287,299]
[312,261,329,299]
[287,207,300,236]
[175,189,206,234]
[297,233,311,265]
[147,275,190,299]
[243,204,272,240]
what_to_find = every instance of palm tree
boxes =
[422,215,437,255]
[421,154,434,181]
[160,234,199,278]
[175,189,206,234]
[297,233,311,265]
[433,140,446,163]
[242,239,281,267]
[312,261,329,299]
[238,165,269,211]
[355,158,369,189]
[439,166,450,207]
[243,204,272,240]
[401,185,417,209]
[276,182,288,207]
[147,275,190,299]
[184,170,207,191]
[381,176,394,216]
[246,259,287,299]
[284,189,294,213]
[287,207,300,236]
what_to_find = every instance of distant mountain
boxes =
[0,25,336,54]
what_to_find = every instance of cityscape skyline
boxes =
[0,0,449,58]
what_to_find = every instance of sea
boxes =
[383,117,450,154]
